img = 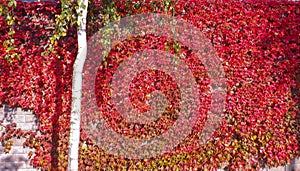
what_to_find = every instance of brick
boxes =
[0,162,7,169]
[260,165,289,171]
[294,158,300,164]
[11,138,26,146]
[293,165,300,171]
[19,109,33,115]
[9,146,33,155]
[0,106,37,170]
[3,162,26,171]
[0,155,15,162]
[16,123,35,131]
[25,115,37,123]
[14,115,26,123]
[15,161,34,170]
[3,154,28,161]
[10,147,26,154]
[16,108,23,113]
[268,166,286,171]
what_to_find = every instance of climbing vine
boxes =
[0,0,299,170]
[0,0,19,62]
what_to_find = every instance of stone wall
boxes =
[0,104,299,171]
[0,105,38,171]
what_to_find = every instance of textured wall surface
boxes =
[0,104,299,171]
[0,105,38,171]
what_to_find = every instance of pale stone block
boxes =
[25,115,37,123]
[14,115,26,123]
[10,147,26,154]
[11,138,26,146]
[16,123,35,131]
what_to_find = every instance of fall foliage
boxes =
[0,0,299,170]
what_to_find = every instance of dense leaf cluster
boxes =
[0,0,299,170]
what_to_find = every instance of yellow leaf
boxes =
[28,151,33,157]
[4,148,10,153]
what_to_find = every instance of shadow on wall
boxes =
[3,104,17,123]
[0,104,38,171]
[0,155,28,171]
[1,104,39,131]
